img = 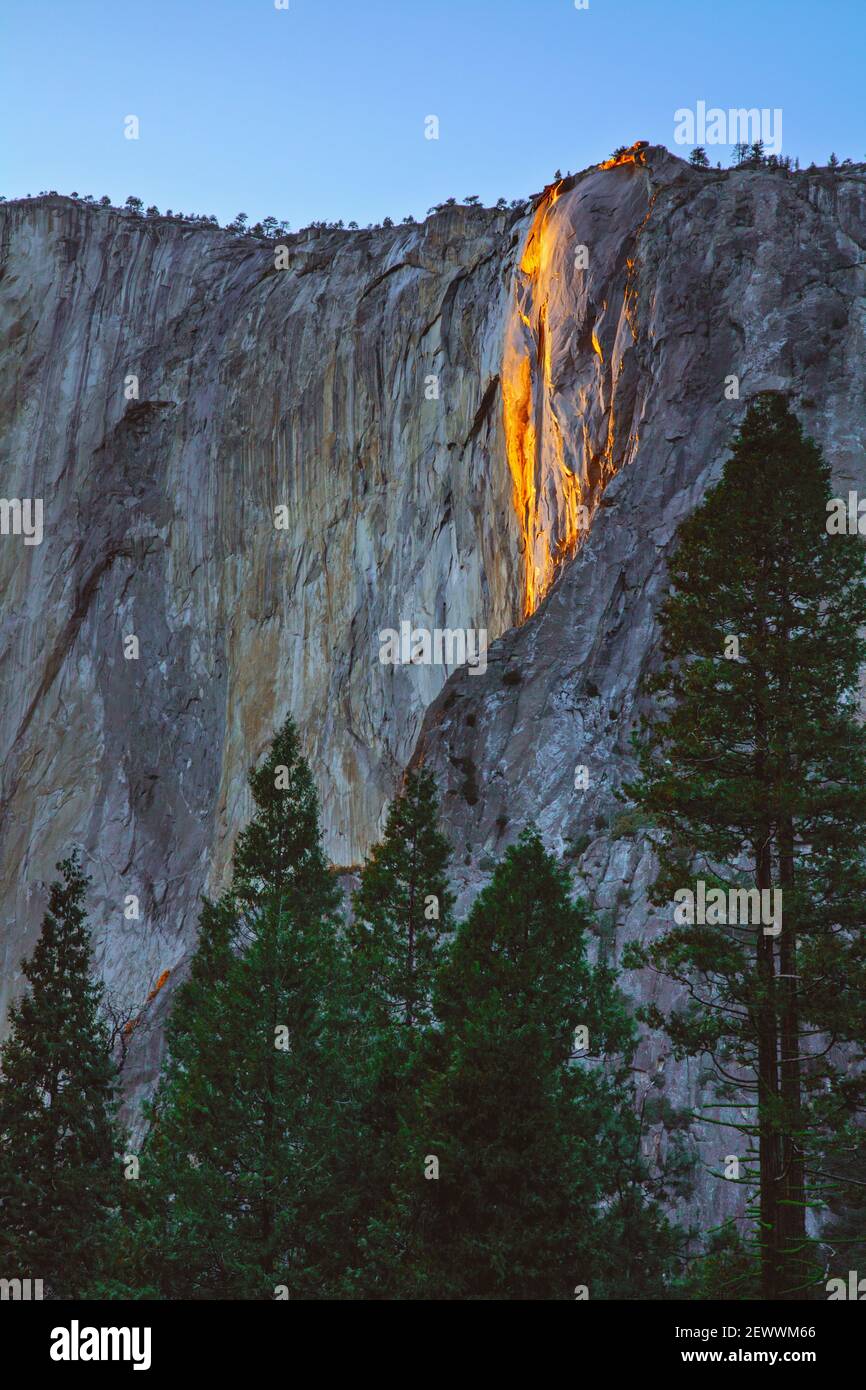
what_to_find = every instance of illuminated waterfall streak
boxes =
[503,180,586,617]
[540,299,583,565]
[501,347,540,613]
[519,179,561,277]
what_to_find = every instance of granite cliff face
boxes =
[0,187,527,1074]
[2,150,865,1215]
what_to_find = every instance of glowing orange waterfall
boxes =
[501,348,540,614]
[501,162,649,618]
[502,180,586,618]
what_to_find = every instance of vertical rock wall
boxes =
[2,152,865,1224]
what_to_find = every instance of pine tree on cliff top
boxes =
[0,852,121,1297]
[624,393,866,1300]
[115,718,354,1299]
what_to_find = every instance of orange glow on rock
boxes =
[122,969,172,1038]
[597,141,649,171]
[502,345,539,615]
[503,180,588,617]
[147,969,171,1003]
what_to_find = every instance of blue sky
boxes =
[3,0,864,227]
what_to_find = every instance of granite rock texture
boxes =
[415,153,866,1232]
[2,151,865,1212]
[0,192,526,1079]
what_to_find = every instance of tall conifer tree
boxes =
[351,765,453,1030]
[114,718,353,1299]
[0,852,121,1297]
[625,394,866,1299]
[346,765,453,1295]
[413,829,678,1300]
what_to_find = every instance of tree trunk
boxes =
[777,815,807,1298]
[756,832,782,1299]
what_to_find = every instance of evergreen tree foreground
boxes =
[0,852,121,1298]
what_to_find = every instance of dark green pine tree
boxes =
[346,765,454,1295]
[112,718,354,1300]
[676,1221,760,1300]
[351,765,453,1030]
[624,393,866,1300]
[413,829,679,1300]
[0,852,121,1297]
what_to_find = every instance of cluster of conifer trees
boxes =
[0,736,683,1300]
[1,395,864,1301]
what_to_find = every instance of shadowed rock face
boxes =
[414,154,866,1232]
[1,151,865,1213]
